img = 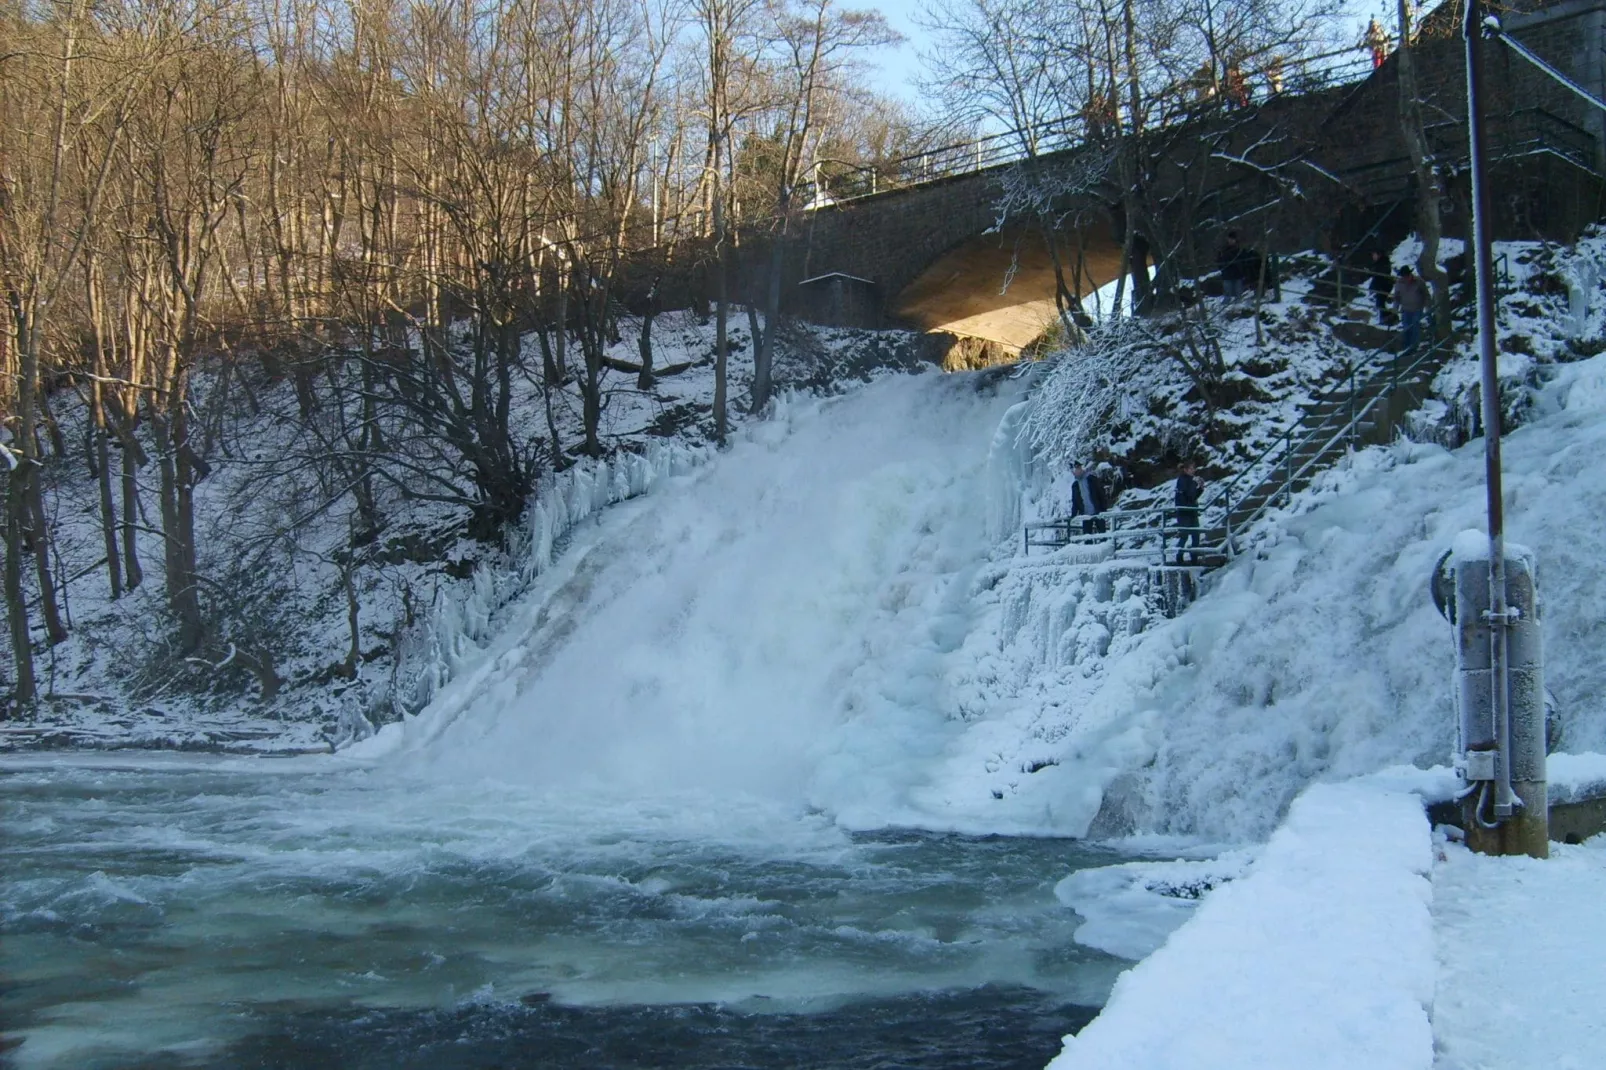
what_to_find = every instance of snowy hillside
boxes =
[1,313,936,750]
[920,236,1606,842]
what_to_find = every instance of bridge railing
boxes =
[795,45,1381,210]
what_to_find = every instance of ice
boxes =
[1053,849,1255,960]
[364,370,1033,829]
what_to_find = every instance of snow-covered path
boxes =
[1432,839,1606,1069]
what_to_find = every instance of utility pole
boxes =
[1456,0,1548,857]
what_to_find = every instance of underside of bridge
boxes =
[893,222,1124,367]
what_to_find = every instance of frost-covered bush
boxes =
[1020,319,1154,468]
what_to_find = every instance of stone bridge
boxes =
[742,154,1124,362]
[733,0,1606,358]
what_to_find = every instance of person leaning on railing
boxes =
[1070,462,1108,536]
[1173,461,1205,566]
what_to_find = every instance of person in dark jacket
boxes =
[1217,231,1247,300]
[1070,462,1107,535]
[1367,250,1393,324]
[1174,460,1205,565]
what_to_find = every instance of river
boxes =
[1,753,1127,1069]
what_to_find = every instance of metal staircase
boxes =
[1023,332,1460,583]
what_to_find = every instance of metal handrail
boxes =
[1022,329,1459,567]
[1207,333,1458,554]
[1023,506,1209,564]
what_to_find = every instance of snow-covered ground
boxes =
[1052,781,1438,1070]
[1433,835,1606,1069]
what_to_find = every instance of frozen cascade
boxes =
[364,365,1209,838]
[362,369,1047,823]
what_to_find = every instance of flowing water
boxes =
[4,372,1139,1067]
[1,754,1124,1069]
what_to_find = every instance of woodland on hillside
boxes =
[2,0,1405,715]
[0,0,919,708]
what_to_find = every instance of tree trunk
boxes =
[752,219,785,413]
[26,476,68,644]
[4,479,37,709]
[553,263,570,383]
[341,559,360,680]
[94,416,122,599]
[14,315,67,645]
[713,165,729,442]
[637,283,658,391]
[120,440,143,590]
[153,401,204,654]
[1396,0,1451,332]
[86,277,123,599]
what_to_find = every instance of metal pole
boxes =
[1466,0,1545,855]
[1348,367,1357,447]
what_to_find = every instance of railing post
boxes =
[1348,367,1357,448]
[1224,493,1235,558]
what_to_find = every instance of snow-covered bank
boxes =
[932,346,1606,843]
[1047,763,1606,1070]
[1050,781,1436,1070]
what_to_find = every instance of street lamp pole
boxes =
[1462,0,1548,856]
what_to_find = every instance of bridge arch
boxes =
[767,160,1127,364]
[892,221,1125,366]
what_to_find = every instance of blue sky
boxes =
[857,0,1390,107]
[862,0,931,105]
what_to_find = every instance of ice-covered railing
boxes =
[383,439,713,724]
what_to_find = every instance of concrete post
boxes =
[1449,539,1548,857]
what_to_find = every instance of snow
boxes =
[1432,837,1606,1070]
[1547,751,1606,805]
[955,343,1606,843]
[1048,782,1436,1070]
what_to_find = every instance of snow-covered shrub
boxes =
[1019,319,1154,469]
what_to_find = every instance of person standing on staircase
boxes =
[1393,264,1429,355]
[1174,461,1205,566]
[1070,462,1107,536]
